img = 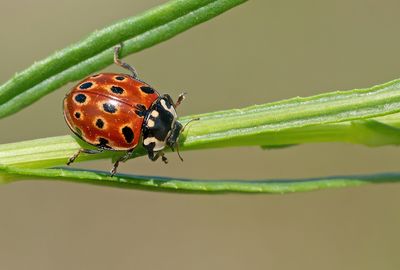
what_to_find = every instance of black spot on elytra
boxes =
[91,74,100,78]
[74,94,86,103]
[95,119,104,129]
[140,86,155,94]
[115,76,125,81]
[79,82,93,90]
[135,110,146,117]
[103,103,117,113]
[135,104,147,117]
[97,137,111,149]
[74,112,81,119]
[122,126,134,143]
[111,86,124,94]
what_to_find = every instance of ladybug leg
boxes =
[114,45,138,78]
[67,148,103,165]
[110,149,134,177]
[148,150,168,164]
[162,93,185,109]
[163,93,186,108]
[161,153,168,164]
[175,92,187,108]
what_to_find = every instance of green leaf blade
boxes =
[0,0,247,118]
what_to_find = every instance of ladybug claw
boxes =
[67,149,81,166]
[110,161,120,177]
[110,167,117,177]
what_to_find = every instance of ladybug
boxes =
[63,45,191,176]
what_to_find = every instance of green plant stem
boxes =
[184,78,400,150]
[2,78,400,169]
[1,165,399,193]
[0,116,399,169]
[2,79,400,192]
[0,0,247,118]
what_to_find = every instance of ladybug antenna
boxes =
[175,142,184,162]
[181,117,200,133]
[174,117,200,162]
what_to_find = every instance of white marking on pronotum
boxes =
[160,99,177,118]
[147,119,155,128]
[151,110,159,117]
[143,137,166,151]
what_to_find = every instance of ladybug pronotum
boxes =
[63,45,191,176]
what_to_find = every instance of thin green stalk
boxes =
[0,0,247,118]
[1,165,399,193]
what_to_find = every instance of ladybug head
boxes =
[142,95,183,160]
[166,121,183,149]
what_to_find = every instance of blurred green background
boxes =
[1,0,400,269]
